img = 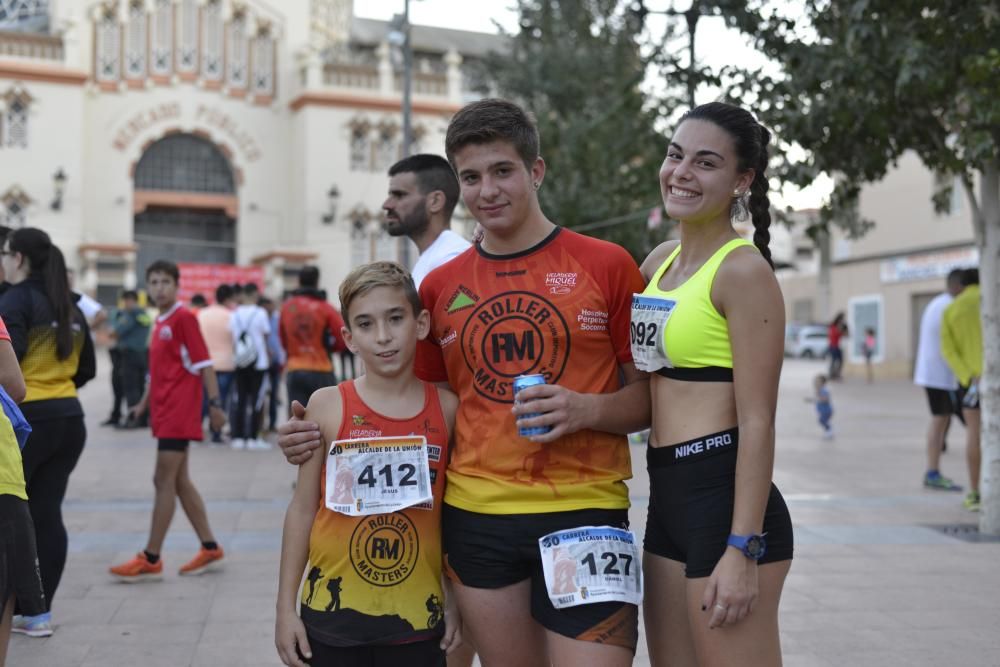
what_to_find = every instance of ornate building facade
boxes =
[0,0,498,301]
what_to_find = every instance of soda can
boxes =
[513,374,551,437]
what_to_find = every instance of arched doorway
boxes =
[133,133,237,279]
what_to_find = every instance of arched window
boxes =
[201,0,224,82]
[226,8,249,89]
[94,4,120,83]
[1,186,31,228]
[349,120,370,172]
[124,0,147,80]
[2,87,31,148]
[251,24,275,98]
[135,134,235,193]
[375,122,398,170]
[176,0,199,74]
[150,0,173,77]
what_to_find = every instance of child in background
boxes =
[812,374,834,439]
[275,262,461,666]
[862,327,877,383]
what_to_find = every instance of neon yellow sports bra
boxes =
[632,238,756,382]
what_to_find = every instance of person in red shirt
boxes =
[109,260,228,581]
[826,312,848,381]
[279,266,347,411]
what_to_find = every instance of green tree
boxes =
[739,0,1000,532]
[479,0,677,258]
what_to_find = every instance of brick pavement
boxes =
[9,358,1000,666]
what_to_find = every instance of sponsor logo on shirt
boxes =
[545,272,578,295]
[446,286,479,314]
[462,291,571,403]
[438,328,458,348]
[350,512,419,586]
[349,414,382,439]
[577,308,609,332]
[158,325,173,341]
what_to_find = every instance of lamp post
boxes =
[636,0,707,108]
[388,0,414,266]
[51,167,67,211]
[322,185,340,224]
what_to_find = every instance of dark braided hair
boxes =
[681,102,775,270]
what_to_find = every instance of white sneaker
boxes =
[247,438,272,451]
[230,438,247,450]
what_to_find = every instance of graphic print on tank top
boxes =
[416,228,646,513]
[300,380,449,647]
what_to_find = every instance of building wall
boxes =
[1,0,491,303]
[777,151,979,380]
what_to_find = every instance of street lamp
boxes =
[51,167,67,211]
[321,185,340,224]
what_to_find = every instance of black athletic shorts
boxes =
[0,494,46,617]
[303,635,444,667]
[287,371,337,410]
[644,428,794,578]
[158,438,190,452]
[925,388,961,417]
[442,503,638,652]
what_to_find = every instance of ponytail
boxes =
[749,124,774,270]
[8,228,76,359]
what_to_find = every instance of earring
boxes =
[533,182,540,190]
[731,191,751,222]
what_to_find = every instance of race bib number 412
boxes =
[325,436,432,516]
[538,526,643,609]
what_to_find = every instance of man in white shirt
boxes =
[913,269,965,490]
[383,154,471,289]
[228,282,271,450]
[383,155,477,667]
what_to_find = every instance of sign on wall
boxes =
[879,247,978,284]
[178,262,264,304]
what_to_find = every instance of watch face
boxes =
[746,536,766,559]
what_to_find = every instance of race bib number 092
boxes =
[325,436,432,516]
[538,526,643,609]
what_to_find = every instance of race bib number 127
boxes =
[325,436,432,516]
[538,526,643,609]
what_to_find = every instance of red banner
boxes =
[177,263,264,305]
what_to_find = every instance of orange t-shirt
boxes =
[280,292,346,373]
[416,227,644,514]
[302,380,450,647]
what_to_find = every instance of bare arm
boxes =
[639,240,680,282]
[0,339,26,403]
[511,362,650,443]
[200,366,226,433]
[275,389,339,666]
[702,249,785,628]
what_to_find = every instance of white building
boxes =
[0,0,498,302]
[778,152,976,378]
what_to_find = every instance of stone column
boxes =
[377,42,393,96]
[445,49,463,104]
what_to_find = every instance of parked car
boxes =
[785,324,829,358]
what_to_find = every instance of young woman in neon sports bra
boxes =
[633,102,793,666]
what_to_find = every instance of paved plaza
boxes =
[8,358,1000,666]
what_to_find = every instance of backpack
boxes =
[233,311,259,369]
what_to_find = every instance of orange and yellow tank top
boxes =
[301,380,450,647]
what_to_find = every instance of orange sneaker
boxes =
[178,546,225,576]
[109,552,163,582]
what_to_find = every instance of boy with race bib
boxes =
[275,262,461,667]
